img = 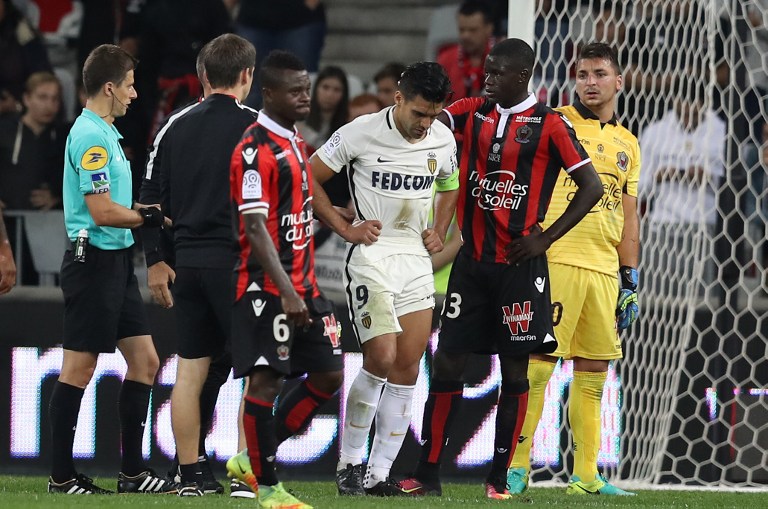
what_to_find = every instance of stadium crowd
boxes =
[0,0,765,505]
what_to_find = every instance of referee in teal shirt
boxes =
[48,44,171,496]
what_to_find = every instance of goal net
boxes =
[528,0,768,487]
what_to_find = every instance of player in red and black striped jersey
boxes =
[446,92,593,263]
[400,39,603,499]
[231,113,318,301]
[228,50,342,509]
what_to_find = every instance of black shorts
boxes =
[61,246,150,353]
[437,248,557,356]
[172,267,232,359]
[232,291,343,378]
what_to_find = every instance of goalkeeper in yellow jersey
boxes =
[507,42,639,496]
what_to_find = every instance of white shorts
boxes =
[344,249,435,344]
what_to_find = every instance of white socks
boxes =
[364,382,415,488]
[338,369,386,470]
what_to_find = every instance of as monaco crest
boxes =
[427,151,437,174]
[361,311,372,329]
[616,151,629,172]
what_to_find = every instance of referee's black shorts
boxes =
[61,245,150,353]
[172,267,231,359]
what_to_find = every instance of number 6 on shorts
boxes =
[273,313,290,342]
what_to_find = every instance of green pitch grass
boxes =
[2,476,768,508]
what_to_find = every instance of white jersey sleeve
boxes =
[317,117,370,173]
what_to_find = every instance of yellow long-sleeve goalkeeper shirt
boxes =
[542,99,641,276]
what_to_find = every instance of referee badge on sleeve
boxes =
[90,172,110,194]
[80,146,108,171]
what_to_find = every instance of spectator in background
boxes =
[372,62,406,107]
[0,0,52,115]
[437,0,495,101]
[77,0,144,65]
[19,0,82,121]
[0,71,64,211]
[298,65,349,153]
[622,0,709,134]
[322,92,382,209]
[744,1,768,136]
[235,0,326,108]
[638,77,725,298]
[138,0,231,139]
[0,209,15,294]
[533,0,573,104]
[348,93,383,121]
[0,71,66,285]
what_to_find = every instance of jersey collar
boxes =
[573,96,618,126]
[385,106,395,130]
[256,110,298,139]
[81,108,123,139]
[495,93,537,115]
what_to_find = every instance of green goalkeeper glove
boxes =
[616,266,638,330]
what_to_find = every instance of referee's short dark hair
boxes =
[202,34,256,89]
[398,62,451,104]
[259,50,306,90]
[82,44,138,97]
[578,42,622,74]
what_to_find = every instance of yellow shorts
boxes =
[549,262,623,360]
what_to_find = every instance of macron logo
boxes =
[534,277,545,293]
[242,147,257,165]
[251,299,266,317]
[474,111,495,124]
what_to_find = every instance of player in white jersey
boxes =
[309,62,459,496]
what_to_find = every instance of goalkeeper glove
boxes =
[616,265,638,330]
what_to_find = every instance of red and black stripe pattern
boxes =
[447,96,590,264]
[230,120,320,301]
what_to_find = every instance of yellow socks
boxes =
[509,359,556,471]
[569,370,607,481]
